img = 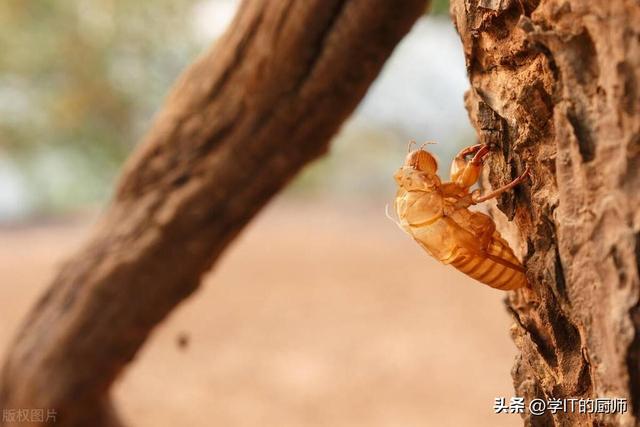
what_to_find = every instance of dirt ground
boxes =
[0,197,520,426]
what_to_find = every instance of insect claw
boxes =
[469,144,490,165]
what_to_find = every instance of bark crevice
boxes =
[453,0,640,424]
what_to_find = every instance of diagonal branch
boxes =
[0,1,427,425]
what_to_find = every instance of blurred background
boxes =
[0,1,520,426]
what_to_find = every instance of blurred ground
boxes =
[0,198,519,427]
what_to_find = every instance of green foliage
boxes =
[0,0,201,211]
[428,0,450,16]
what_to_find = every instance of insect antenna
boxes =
[418,141,438,151]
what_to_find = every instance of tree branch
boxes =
[0,1,427,425]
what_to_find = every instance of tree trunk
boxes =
[451,0,640,425]
[0,1,426,425]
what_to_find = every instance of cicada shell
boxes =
[393,144,529,290]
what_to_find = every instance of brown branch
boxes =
[0,1,427,425]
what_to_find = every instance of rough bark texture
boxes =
[0,1,426,425]
[452,0,640,425]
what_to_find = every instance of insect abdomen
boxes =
[449,232,526,290]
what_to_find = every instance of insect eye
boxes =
[407,150,437,174]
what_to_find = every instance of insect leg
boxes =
[472,167,530,204]
[459,143,484,156]
[453,144,485,163]
[450,144,490,188]
[469,144,490,165]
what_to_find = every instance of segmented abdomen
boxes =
[449,232,526,290]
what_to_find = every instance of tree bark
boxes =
[451,0,640,425]
[0,1,426,425]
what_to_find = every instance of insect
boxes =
[392,142,529,290]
